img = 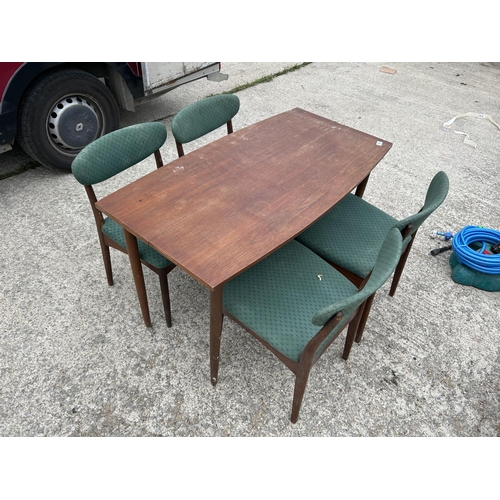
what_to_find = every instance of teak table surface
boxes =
[95,107,392,384]
[96,108,392,290]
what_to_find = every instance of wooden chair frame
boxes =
[223,305,366,423]
[221,273,374,423]
[83,149,176,326]
[175,120,234,158]
[325,222,415,344]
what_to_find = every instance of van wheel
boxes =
[17,68,119,171]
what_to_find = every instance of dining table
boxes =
[95,107,392,386]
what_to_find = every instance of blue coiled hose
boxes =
[452,225,500,274]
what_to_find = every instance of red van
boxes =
[0,62,227,170]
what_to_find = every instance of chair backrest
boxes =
[71,122,167,185]
[394,171,449,236]
[312,227,403,327]
[171,94,240,146]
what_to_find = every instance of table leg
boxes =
[210,286,223,387]
[123,229,151,328]
[355,173,371,198]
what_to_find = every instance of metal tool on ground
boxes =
[430,245,453,256]
[430,230,454,255]
[430,230,454,241]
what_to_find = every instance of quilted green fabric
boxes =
[312,227,403,326]
[223,229,402,362]
[102,218,172,269]
[297,171,449,278]
[171,94,240,144]
[71,122,167,185]
[393,171,450,234]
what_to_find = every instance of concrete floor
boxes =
[0,62,499,438]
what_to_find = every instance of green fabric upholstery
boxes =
[297,193,405,278]
[71,122,167,185]
[72,121,172,271]
[70,121,174,326]
[171,94,240,145]
[223,229,402,362]
[102,218,172,269]
[296,171,449,278]
[393,171,450,234]
[312,227,403,326]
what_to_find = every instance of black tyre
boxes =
[17,68,120,171]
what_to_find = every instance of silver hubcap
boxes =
[46,94,105,155]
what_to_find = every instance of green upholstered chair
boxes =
[71,122,176,326]
[296,171,449,341]
[171,94,240,157]
[223,228,403,423]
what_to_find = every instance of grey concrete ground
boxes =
[0,62,499,436]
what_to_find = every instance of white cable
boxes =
[443,112,500,149]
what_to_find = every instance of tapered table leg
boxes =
[124,229,151,327]
[210,286,223,386]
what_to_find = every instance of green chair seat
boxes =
[224,240,358,362]
[222,229,403,422]
[297,171,450,300]
[102,218,172,269]
[297,193,411,278]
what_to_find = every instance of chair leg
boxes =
[291,361,314,424]
[342,309,363,360]
[175,141,185,158]
[100,243,113,286]
[158,269,172,328]
[355,293,376,344]
[390,233,416,297]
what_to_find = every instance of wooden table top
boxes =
[96,108,392,290]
